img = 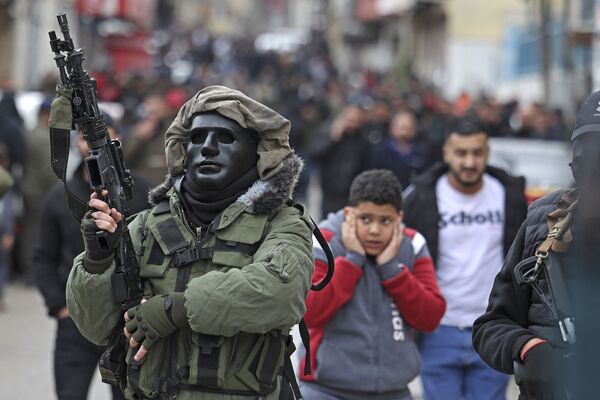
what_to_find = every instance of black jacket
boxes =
[33,165,153,317]
[365,138,437,190]
[403,162,528,265]
[311,123,371,216]
[472,190,569,374]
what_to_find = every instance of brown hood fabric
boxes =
[165,85,292,180]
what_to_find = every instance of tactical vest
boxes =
[124,198,300,399]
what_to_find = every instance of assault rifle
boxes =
[48,12,142,388]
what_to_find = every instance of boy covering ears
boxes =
[300,169,446,400]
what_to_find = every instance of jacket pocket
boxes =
[235,332,286,394]
[235,335,265,392]
[139,236,172,279]
[184,331,285,394]
[188,332,240,388]
[266,243,312,284]
[212,217,267,268]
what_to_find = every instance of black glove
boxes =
[515,342,568,399]
[81,209,121,272]
[125,293,187,351]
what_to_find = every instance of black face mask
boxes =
[179,112,259,227]
[184,112,259,190]
[571,134,600,187]
[571,134,600,220]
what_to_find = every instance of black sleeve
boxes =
[472,220,537,373]
[401,184,418,228]
[517,178,528,225]
[7,120,27,167]
[32,188,66,317]
[309,122,335,161]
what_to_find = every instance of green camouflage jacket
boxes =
[66,154,314,399]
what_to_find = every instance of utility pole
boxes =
[539,0,552,107]
[561,0,574,116]
[594,0,600,91]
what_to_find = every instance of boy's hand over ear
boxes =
[376,220,404,266]
[342,208,365,255]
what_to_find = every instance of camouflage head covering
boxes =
[165,85,292,179]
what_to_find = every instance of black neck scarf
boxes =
[178,166,259,228]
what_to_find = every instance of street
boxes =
[0,284,109,400]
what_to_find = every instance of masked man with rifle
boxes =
[65,84,317,400]
[472,90,600,399]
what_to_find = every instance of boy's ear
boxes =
[343,207,352,220]
[397,210,404,221]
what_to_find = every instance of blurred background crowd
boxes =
[0,0,593,398]
[0,0,585,289]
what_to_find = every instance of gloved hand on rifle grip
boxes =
[81,191,123,273]
[125,293,187,361]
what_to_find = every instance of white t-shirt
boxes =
[436,173,505,327]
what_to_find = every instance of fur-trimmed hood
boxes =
[148,153,303,214]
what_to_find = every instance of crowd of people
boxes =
[0,29,572,291]
[0,25,584,400]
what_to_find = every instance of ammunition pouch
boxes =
[121,329,292,398]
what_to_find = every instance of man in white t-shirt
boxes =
[403,118,527,400]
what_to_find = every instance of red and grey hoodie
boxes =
[300,210,446,398]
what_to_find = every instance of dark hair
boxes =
[348,169,403,211]
[444,117,487,141]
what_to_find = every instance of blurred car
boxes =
[488,138,574,204]
[254,29,309,54]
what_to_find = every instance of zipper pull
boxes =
[196,226,203,238]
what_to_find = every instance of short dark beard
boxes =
[449,168,484,190]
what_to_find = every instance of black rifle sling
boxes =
[284,200,335,291]
[49,126,69,181]
[310,216,335,291]
[50,126,89,220]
